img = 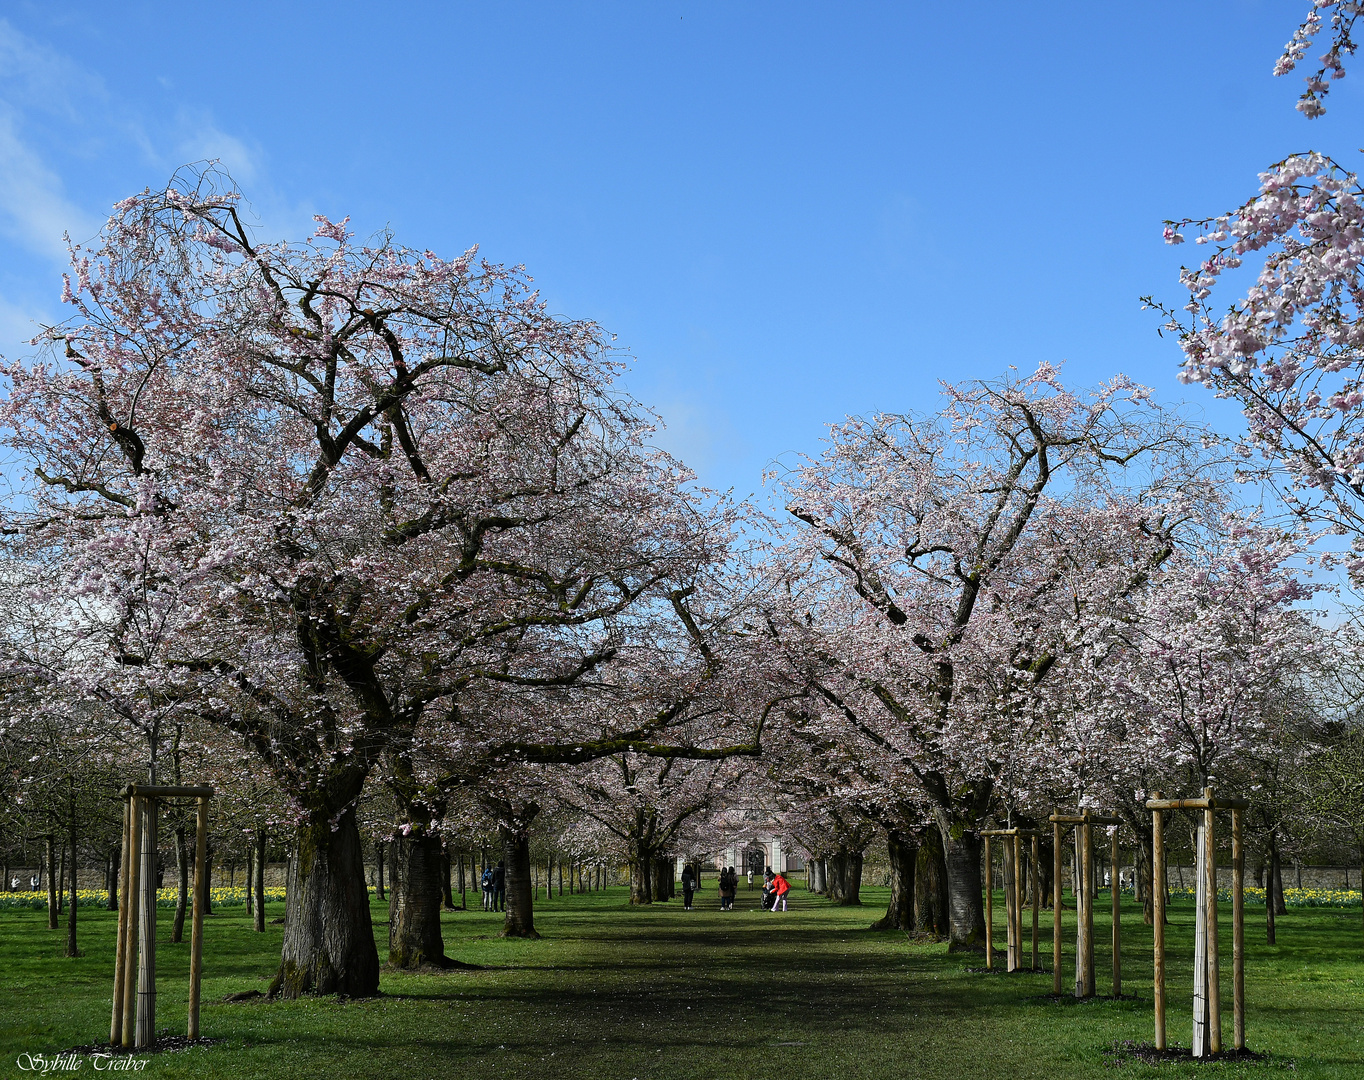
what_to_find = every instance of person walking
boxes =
[481,864,493,911]
[769,869,791,912]
[492,861,506,912]
[681,864,695,910]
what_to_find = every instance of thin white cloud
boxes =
[173,113,260,185]
[0,18,106,121]
[0,295,51,357]
[0,18,276,260]
[0,106,98,260]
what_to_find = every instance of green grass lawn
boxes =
[1,883,1360,1079]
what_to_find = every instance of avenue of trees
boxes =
[2,1,1364,999]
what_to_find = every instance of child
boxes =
[769,869,790,912]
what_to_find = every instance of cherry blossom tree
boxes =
[0,166,758,995]
[771,367,1202,947]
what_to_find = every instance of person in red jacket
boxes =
[769,870,790,912]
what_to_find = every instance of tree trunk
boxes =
[389,830,450,967]
[254,830,267,933]
[1135,830,1156,926]
[842,850,863,905]
[653,856,672,902]
[825,854,840,899]
[811,857,826,894]
[57,839,65,915]
[246,840,255,917]
[939,819,986,949]
[203,847,213,913]
[500,823,539,939]
[271,792,379,999]
[375,841,385,901]
[870,831,915,930]
[827,849,863,905]
[106,849,118,911]
[1269,836,1287,916]
[172,825,189,944]
[46,835,57,929]
[629,841,653,905]
[441,850,455,911]
[915,831,950,938]
[66,806,79,957]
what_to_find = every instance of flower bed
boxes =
[0,886,288,910]
[1165,885,1361,908]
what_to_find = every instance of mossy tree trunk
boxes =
[653,856,673,902]
[271,773,379,998]
[388,829,450,967]
[500,820,539,939]
[629,839,653,905]
[939,816,986,948]
[915,830,950,937]
[870,830,915,930]
[826,849,863,905]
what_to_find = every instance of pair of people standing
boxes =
[480,862,505,911]
[718,866,737,910]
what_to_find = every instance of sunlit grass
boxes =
[0,883,1359,1079]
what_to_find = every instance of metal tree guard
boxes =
[110,784,215,1049]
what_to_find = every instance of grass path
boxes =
[1,884,1361,1079]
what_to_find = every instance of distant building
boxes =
[676,809,806,877]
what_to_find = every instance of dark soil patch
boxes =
[1102,1040,1287,1068]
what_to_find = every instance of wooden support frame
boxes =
[1048,810,1123,999]
[982,828,1044,973]
[1053,818,1063,996]
[1111,826,1122,998]
[110,785,215,1049]
[1145,787,1249,1058]
[110,799,133,1045]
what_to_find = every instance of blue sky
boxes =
[1,1,1361,497]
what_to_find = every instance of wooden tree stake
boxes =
[135,797,158,1048]
[187,795,209,1040]
[1031,834,1040,972]
[1052,818,1062,996]
[110,799,132,1045]
[1232,807,1245,1051]
[120,796,142,1047]
[984,834,993,971]
[1112,827,1121,997]
[1152,793,1166,1050]
[1206,789,1221,1055]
